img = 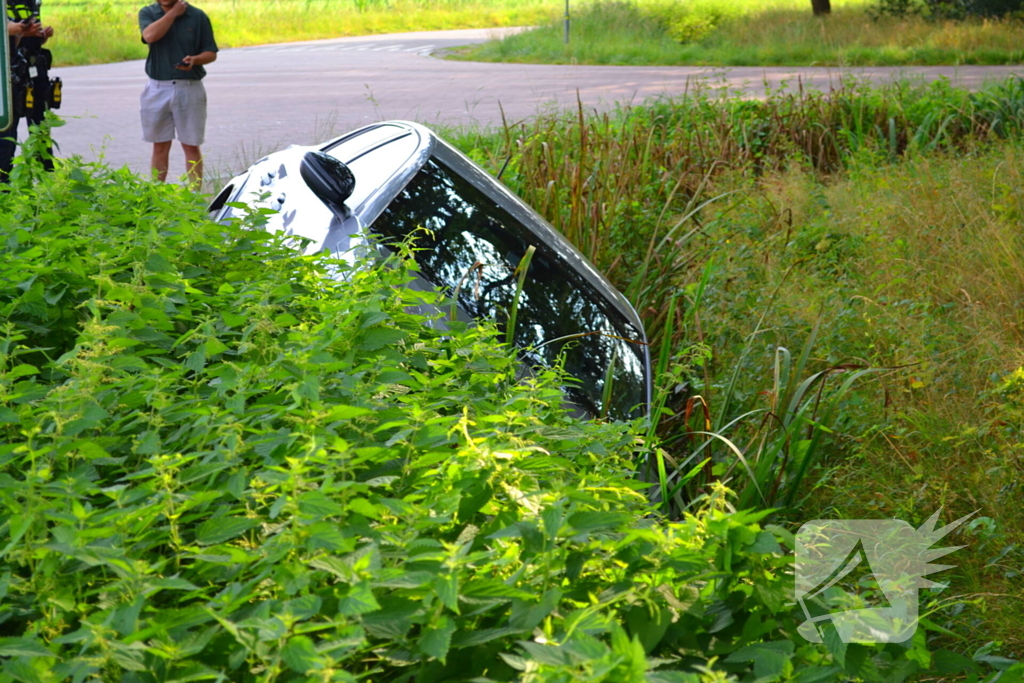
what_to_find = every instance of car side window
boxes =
[371,158,647,421]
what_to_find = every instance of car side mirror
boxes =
[300,151,356,208]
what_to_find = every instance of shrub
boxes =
[638,1,721,43]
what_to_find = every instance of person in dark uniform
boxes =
[1,0,55,182]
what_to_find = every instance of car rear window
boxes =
[371,157,648,421]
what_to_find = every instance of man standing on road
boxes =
[139,0,217,187]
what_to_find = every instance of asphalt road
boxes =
[50,27,1024,181]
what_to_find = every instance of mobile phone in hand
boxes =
[173,60,189,68]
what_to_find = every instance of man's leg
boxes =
[181,143,203,188]
[151,140,172,182]
[173,81,208,189]
[141,80,175,181]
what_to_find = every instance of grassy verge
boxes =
[47,0,558,66]
[443,76,1024,656]
[45,0,1024,67]
[454,0,1024,66]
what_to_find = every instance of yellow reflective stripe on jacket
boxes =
[6,2,34,20]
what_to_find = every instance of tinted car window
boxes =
[372,157,647,420]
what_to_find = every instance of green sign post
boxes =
[0,35,11,133]
[564,0,570,44]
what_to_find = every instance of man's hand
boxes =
[142,0,186,44]
[7,18,45,39]
[19,18,43,38]
[166,0,187,18]
[178,51,216,69]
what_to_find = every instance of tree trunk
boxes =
[811,0,831,14]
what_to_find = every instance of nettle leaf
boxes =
[561,631,608,662]
[509,588,562,630]
[195,516,259,545]
[792,665,844,683]
[370,569,434,589]
[359,311,390,328]
[145,252,175,274]
[149,576,201,592]
[747,530,783,554]
[4,364,38,380]
[418,615,456,663]
[932,649,980,675]
[281,635,321,674]
[184,349,206,373]
[358,327,407,351]
[338,581,380,616]
[452,627,523,650]
[725,641,795,679]
[108,355,149,372]
[0,637,53,658]
[204,338,230,356]
[347,497,381,519]
[274,313,300,327]
[108,642,148,672]
[434,573,460,613]
[519,640,571,667]
[282,594,322,621]
[326,404,372,421]
[460,579,534,603]
[567,511,631,535]
[305,522,354,552]
[298,490,345,519]
[362,598,420,640]
[3,657,55,683]
[624,604,672,654]
[221,311,247,328]
[63,403,109,437]
[309,556,353,582]
[819,621,847,668]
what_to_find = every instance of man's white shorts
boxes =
[140,78,208,147]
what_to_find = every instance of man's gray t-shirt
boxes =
[138,3,218,81]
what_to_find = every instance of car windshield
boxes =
[371,157,648,420]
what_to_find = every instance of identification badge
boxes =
[29,66,38,78]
